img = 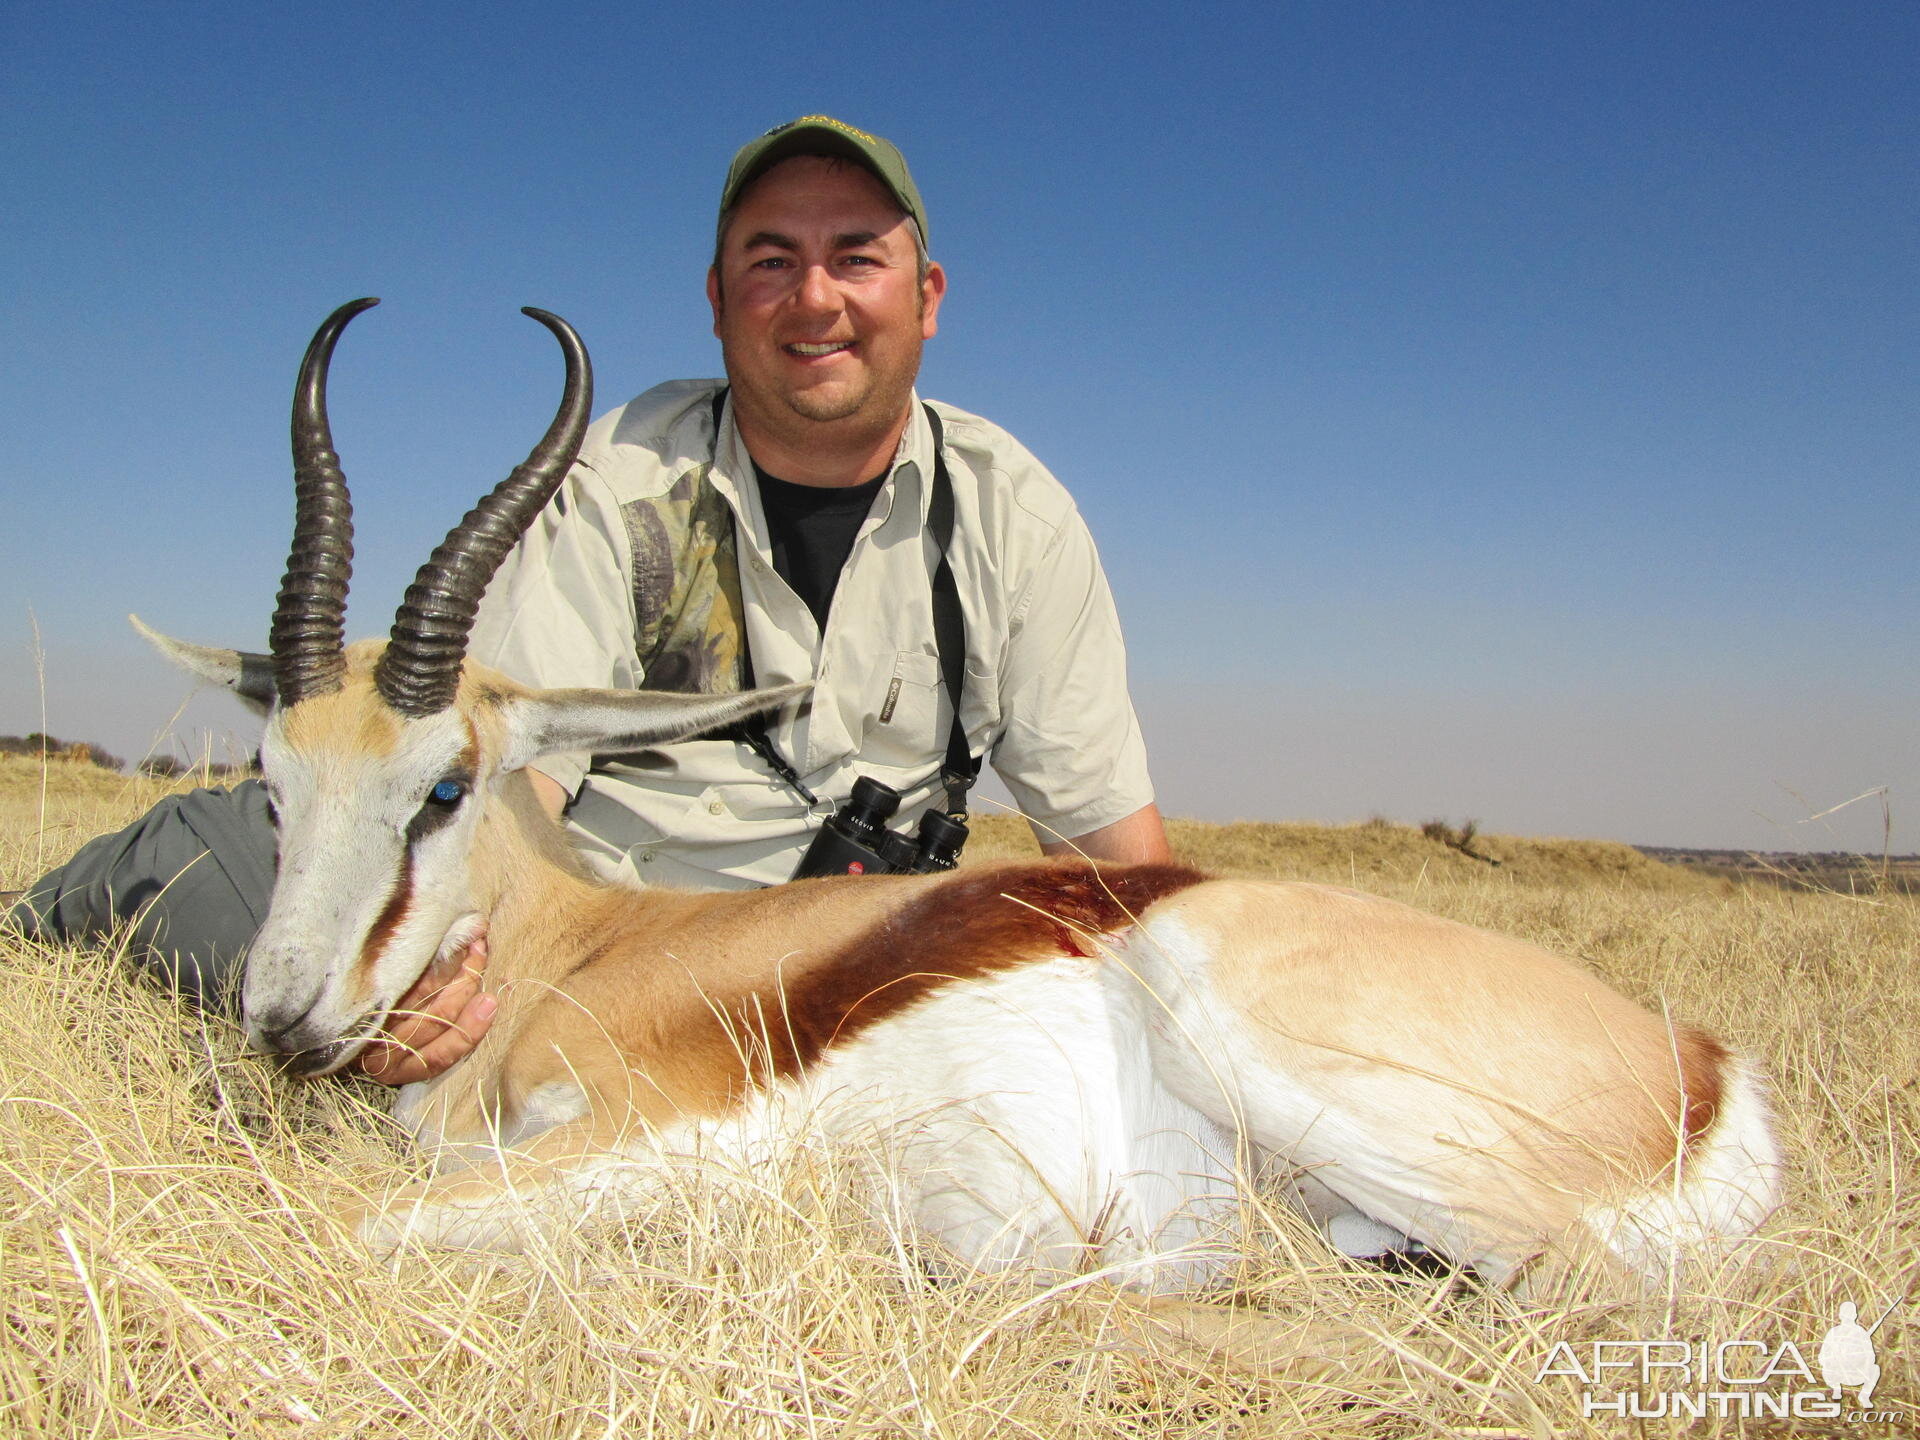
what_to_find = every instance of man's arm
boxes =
[986,496,1161,857]
[528,768,570,822]
[1040,802,1173,865]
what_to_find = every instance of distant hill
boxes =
[966,812,1719,893]
[1635,844,1919,895]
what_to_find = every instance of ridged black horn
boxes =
[269,298,377,706]
[375,308,592,717]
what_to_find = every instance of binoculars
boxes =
[792,777,969,879]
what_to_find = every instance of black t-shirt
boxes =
[752,464,887,629]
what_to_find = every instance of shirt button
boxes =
[639,852,654,864]
[708,800,725,815]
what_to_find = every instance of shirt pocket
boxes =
[859,650,943,769]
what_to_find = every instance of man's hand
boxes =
[353,935,497,1087]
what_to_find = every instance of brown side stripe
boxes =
[741,860,1207,1082]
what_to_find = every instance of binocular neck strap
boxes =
[919,406,982,818]
[708,389,980,818]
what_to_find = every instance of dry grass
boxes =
[3,761,1915,1437]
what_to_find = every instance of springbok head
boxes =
[139,300,804,1075]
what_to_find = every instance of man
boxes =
[8,116,1169,1083]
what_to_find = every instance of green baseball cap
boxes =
[720,116,930,245]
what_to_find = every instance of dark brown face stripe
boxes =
[735,860,1207,1083]
[357,856,414,983]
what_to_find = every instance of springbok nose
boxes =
[249,998,322,1054]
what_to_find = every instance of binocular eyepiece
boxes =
[792,777,969,879]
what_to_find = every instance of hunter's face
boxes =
[709,155,944,437]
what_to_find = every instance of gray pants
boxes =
[6,781,276,1011]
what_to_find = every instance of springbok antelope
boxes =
[141,300,1779,1285]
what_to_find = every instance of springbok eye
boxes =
[406,775,470,845]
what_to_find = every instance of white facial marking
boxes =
[243,705,482,1068]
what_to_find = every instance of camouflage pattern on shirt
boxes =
[620,463,747,695]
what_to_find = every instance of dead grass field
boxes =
[2,753,1914,1437]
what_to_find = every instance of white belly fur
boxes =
[661,952,1245,1289]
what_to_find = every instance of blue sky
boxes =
[3,2,1913,852]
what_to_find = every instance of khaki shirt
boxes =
[471,380,1154,889]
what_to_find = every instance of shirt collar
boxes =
[710,388,934,533]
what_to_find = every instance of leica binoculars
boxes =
[792,776,969,879]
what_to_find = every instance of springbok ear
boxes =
[500,682,812,772]
[131,615,277,717]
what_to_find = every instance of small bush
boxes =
[0,733,124,772]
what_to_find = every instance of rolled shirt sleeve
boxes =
[989,507,1156,841]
